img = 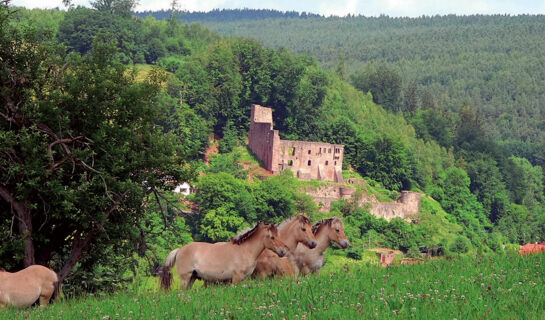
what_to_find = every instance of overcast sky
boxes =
[12,0,545,17]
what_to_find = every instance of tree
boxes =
[350,64,402,112]
[503,156,544,208]
[1,8,186,287]
[403,80,419,114]
[91,0,136,17]
[191,173,255,241]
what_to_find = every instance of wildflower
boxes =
[488,285,491,291]
[500,280,503,284]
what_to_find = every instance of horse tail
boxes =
[50,280,61,302]
[159,248,178,290]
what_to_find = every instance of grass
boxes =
[2,253,544,319]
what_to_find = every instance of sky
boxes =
[11,0,545,17]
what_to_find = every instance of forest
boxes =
[1,2,544,295]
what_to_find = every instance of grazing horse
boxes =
[0,265,59,308]
[519,242,545,255]
[253,215,317,279]
[160,222,287,290]
[294,217,350,275]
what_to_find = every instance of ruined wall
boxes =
[249,104,344,182]
[368,191,421,220]
[303,181,421,220]
[248,105,278,171]
[274,140,344,181]
[303,184,355,212]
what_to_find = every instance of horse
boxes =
[252,215,317,279]
[293,217,350,275]
[159,221,287,290]
[0,265,59,308]
[519,242,545,255]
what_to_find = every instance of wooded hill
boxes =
[1,3,544,295]
[141,10,545,169]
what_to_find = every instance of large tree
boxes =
[1,3,186,285]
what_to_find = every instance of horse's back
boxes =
[22,265,58,283]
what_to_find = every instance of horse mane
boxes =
[231,222,277,245]
[278,215,311,231]
[312,217,341,235]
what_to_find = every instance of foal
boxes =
[160,222,286,290]
[293,217,350,275]
[253,215,317,279]
[0,265,59,308]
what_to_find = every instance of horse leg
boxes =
[39,283,55,307]
[231,272,246,285]
[179,271,198,290]
[300,265,311,276]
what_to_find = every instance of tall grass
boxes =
[2,254,544,319]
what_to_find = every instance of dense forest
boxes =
[147,10,545,168]
[1,3,544,295]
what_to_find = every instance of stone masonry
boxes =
[249,104,345,182]
[248,104,421,221]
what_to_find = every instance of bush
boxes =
[450,236,471,253]
[406,246,422,258]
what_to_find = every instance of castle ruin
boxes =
[248,104,422,221]
[248,104,345,182]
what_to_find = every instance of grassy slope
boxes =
[2,254,544,319]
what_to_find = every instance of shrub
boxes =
[450,236,470,253]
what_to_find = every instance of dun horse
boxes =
[0,265,59,308]
[253,215,317,279]
[159,222,287,290]
[294,217,350,275]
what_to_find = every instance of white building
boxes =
[173,182,193,196]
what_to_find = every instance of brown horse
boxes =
[0,265,59,308]
[519,242,545,255]
[294,217,349,275]
[253,215,317,279]
[159,222,287,290]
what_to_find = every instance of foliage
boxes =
[0,3,188,292]
[449,236,471,254]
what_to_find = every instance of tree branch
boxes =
[57,190,128,283]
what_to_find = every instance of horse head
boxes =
[315,217,350,249]
[260,222,287,257]
[290,215,317,249]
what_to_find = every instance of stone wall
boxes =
[248,104,344,182]
[302,181,421,220]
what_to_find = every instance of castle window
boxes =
[288,160,293,166]
[325,161,328,165]
[308,150,311,154]
[334,161,337,165]
[308,160,312,166]
[328,148,331,153]
[289,147,295,156]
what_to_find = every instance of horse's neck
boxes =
[279,223,299,251]
[314,227,331,254]
[239,235,267,261]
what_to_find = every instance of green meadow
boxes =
[2,253,544,320]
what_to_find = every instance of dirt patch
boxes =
[370,247,404,255]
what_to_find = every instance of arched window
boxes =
[308,160,312,166]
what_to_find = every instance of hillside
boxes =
[2,3,544,297]
[143,11,545,168]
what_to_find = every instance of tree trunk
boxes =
[0,186,35,266]
[57,191,127,283]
